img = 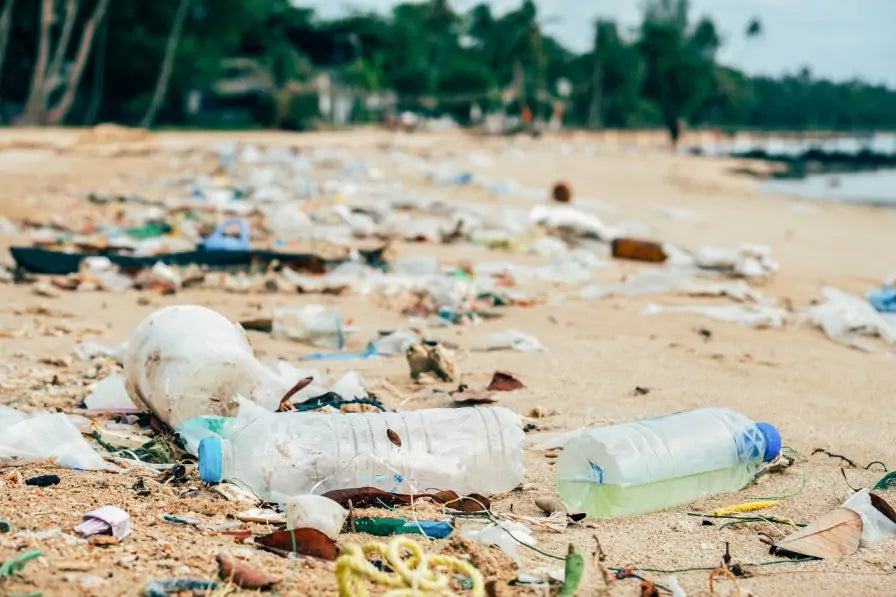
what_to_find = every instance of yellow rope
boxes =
[335,537,485,597]
[711,499,781,516]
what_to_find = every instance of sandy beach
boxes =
[1,128,894,596]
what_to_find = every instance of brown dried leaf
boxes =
[869,493,896,525]
[387,428,402,447]
[255,528,338,561]
[451,389,496,406]
[773,507,861,559]
[216,552,280,590]
[486,371,524,392]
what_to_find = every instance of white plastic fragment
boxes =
[642,303,787,328]
[284,495,348,539]
[804,287,896,351]
[84,374,138,411]
[271,305,349,349]
[487,329,545,352]
[529,204,619,241]
[0,406,115,470]
[460,520,536,561]
[842,489,896,546]
[75,506,131,540]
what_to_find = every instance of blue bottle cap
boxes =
[198,437,223,483]
[756,422,781,462]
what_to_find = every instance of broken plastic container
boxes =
[198,405,524,502]
[123,305,283,427]
[556,407,781,518]
[271,305,347,349]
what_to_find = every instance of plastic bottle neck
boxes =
[219,438,234,480]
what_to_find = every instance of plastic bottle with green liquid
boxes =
[556,407,781,518]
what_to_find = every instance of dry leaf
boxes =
[486,371,524,392]
[451,388,496,406]
[216,552,279,590]
[386,429,402,447]
[773,507,861,559]
[869,492,896,525]
[255,528,338,561]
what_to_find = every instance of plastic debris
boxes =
[84,374,138,411]
[642,303,787,328]
[142,578,219,597]
[559,545,584,597]
[198,403,524,499]
[460,519,536,561]
[335,537,484,596]
[0,406,115,470]
[487,329,545,352]
[843,489,896,546]
[0,550,42,579]
[284,495,348,540]
[75,506,132,540]
[804,286,896,350]
[693,243,779,278]
[271,305,349,349]
[123,305,285,426]
[868,285,896,313]
[352,518,454,539]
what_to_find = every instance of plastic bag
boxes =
[642,303,787,328]
[804,287,896,351]
[0,406,115,470]
[487,330,545,352]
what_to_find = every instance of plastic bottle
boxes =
[198,406,524,501]
[555,408,781,518]
[123,305,283,427]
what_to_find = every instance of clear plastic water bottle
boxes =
[199,406,524,502]
[555,408,781,518]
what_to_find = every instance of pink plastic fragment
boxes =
[75,506,131,540]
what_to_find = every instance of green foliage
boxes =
[1,0,894,132]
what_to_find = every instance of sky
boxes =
[302,0,896,86]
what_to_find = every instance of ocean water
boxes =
[762,168,896,206]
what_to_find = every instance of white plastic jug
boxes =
[123,305,282,426]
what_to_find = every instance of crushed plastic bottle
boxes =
[123,305,283,427]
[198,404,524,501]
[556,407,781,518]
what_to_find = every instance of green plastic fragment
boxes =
[873,470,896,491]
[0,550,42,579]
[559,545,584,596]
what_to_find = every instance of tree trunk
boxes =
[0,0,17,121]
[44,0,110,125]
[18,0,54,124]
[588,56,603,129]
[141,0,191,129]
[44,0,80,97]
[83,10,107,124]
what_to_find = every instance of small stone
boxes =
[32,283,61,298]
[535,496,564,515]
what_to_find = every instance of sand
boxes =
[1,127,894,596]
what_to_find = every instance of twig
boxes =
[278,376,313,411]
